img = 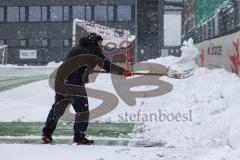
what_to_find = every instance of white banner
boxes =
[20,50,37,59]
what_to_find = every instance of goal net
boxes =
[72,19,135,70]
[0,45,8,65]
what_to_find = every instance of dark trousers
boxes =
[42,92,89,136]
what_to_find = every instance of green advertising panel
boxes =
[195,0,230,26]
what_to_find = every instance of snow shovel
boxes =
[92,66,194,79]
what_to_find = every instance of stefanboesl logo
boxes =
[48,53,173,123]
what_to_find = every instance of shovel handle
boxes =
[92,70,167,76]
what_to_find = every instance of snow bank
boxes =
[145,38,199,72]
[0,62,62,68]
[0,64,19,68]
[131,40,240,155]
[0,63,61,68]
[46,61,62,67]
[145,38,199,66]
[132,68,240,146]
[179,38,199,64]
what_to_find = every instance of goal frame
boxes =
[0,45,8,65]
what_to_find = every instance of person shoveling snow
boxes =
[41,33,133,145]
[41,35,198,145]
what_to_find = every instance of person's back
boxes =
[64,35,105,85]
[64,34,125,85]
[64,41,90,85]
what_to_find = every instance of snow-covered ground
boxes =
[1,40,240,159]
[0,144,185,160]
[1,57,240,159]
[0,56,192,123]
[1,144,240,160]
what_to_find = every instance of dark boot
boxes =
[73,133,94,145]
[41,93,66,143]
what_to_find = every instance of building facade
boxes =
[0,0,135,64]
[0,0,183,65]
[136,0,164,60]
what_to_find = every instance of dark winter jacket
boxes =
[64,37,125,85]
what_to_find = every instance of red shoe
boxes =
[122,70,134,77]
[41,134,53,143]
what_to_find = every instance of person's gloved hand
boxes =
[122,70,134,77]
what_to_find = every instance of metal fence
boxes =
[182,0,240,44]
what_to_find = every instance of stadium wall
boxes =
[195,30,240,76]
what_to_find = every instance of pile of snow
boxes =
[46,61,62,67]
[0,64,19,68]
[0,62,61,68]
[144,55,180,66]
[178,38,199,64]
[132,68,240,147]
[145,38,199,73]
[130,40,240,156]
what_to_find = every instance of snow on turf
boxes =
[0,144,162,160]
[0,144,239,160]
[0,61,62,68]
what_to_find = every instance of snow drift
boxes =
[131,39,240,156]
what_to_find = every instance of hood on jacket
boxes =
[78,37,93,47]
[78,33,103,47]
